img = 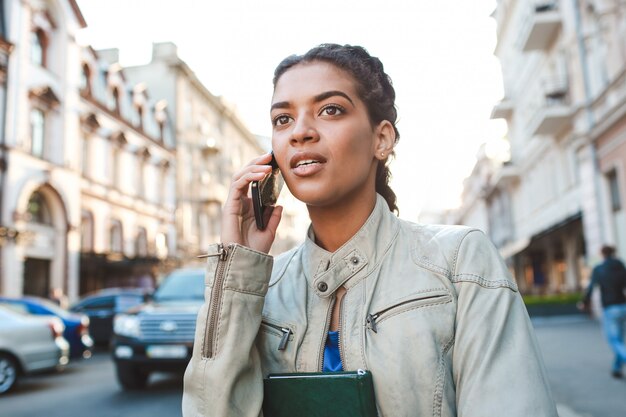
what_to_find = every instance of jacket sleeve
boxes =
[182,244,273,417]
[451,230,558,417]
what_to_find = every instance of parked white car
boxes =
[0,305,70,394]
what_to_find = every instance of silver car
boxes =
[0,305,70,394]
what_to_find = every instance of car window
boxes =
[81,297,115,310]
[0,301,29,315]
[32,298,72,318]
[153,270,205,301]
[116,295,145,312]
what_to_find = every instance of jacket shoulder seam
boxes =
[451,273,518,291]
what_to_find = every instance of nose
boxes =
[289,115,319,145]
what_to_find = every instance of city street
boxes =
[2,316,625,417]
[1,350,184,417]
[534,315,626,417]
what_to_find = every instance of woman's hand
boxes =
[220,153,283,254]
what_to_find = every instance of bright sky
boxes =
[75,0,507,221]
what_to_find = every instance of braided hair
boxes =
[273,44,401,214]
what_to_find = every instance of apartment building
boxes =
[455,0,626,294]
[76,47,177,294]
[124,43,304,259]
[0,0,87,299]
[0,0,176,300]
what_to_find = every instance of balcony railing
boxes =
[519,1,562,52]
[528,78,573,136]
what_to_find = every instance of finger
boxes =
[244,152,273,168]
[231,163,272,184]
[231,171,268,195]
[264,205,283,234]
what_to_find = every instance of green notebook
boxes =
[262,369,378,417]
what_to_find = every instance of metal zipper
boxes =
[318,297,335,371]
[338,291,346,368]
[261,321,293,351]
[366,293,448,333]
[202,243,232,358]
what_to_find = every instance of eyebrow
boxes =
[270,90,355,112]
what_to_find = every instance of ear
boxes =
[374,120,396,160]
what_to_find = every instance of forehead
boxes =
[272,61,359,104]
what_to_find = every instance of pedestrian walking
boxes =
[183,43,558,417]
[581,245,626,378]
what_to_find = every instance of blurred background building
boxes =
[450,0,626,295]
[0,0,304,302]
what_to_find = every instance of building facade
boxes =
[124,43,304,260]
[1,0,87,300]
[455,0,626,294]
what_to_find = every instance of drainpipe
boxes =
[573,0,606,251]
[0,0,10,293]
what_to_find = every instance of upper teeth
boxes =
[296,160,318,167]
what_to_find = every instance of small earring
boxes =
[380,152,385,158]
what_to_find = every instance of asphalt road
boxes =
[2,316,624,417]
[533,315,626,417]
[1,350,184,417]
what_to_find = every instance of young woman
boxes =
[183,44,558,417]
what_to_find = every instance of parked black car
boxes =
[70,288,151,346]
[111,268,204,389]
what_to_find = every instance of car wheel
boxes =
[0,354,19,394]
[115,363,149,390]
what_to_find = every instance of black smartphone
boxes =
[251,152,284,230]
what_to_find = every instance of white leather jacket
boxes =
[183,195,558,417]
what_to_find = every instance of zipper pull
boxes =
[366,313,378,333]
[278,328,292,351]
[197,243,230,260]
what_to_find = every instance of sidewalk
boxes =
[532,315,626,417]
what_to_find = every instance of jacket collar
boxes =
[302,194,400,298]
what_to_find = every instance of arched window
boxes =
[110,220,123,253]
[26,191,52,225]
[135,227,148,257]
[30,29,47,67]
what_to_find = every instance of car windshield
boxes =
[153,270,205,301]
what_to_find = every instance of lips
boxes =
[289,152,327,177]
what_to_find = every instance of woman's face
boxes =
[271,61,384,209]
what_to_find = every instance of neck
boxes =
[308,192,378,252]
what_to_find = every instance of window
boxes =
[112,87,121,115]
[81,134,90,177]
[30,29,46,67]
[80,64,91,95]
[607,170,622,212]
[27,191,52,224]
[110,220,123,253]
[80,210,94,252]
[136,105,143,130]
[112,147,121,189]
[135,227,148,257]
[29,108,45,158]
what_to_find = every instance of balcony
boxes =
[520,1,562,52]
[528,79,573,136]
[492,162,520,188]
[491,99,514,120]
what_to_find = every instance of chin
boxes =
[287,182,338,207]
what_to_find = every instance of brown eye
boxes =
[273,115,291,126]
[320,105,344,117]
